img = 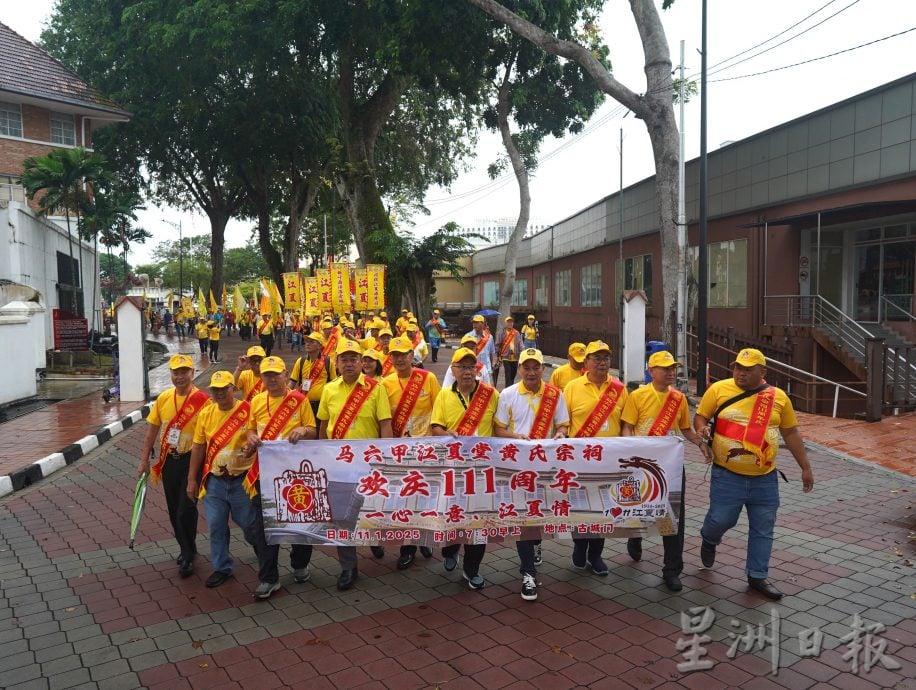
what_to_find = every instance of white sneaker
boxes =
[293,567,311,583]
[521,573,538,601]
[254,581,281,599]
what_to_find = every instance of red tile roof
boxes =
[0,21,129,117]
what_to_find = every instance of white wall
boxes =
[0,301,41,404]
[0,201,100,349]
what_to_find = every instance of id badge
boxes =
[301,379,311,392]
[166,427,181,445]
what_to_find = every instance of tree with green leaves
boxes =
[478,0,607,320]
[21,147,107,314]
[468,0,683,349]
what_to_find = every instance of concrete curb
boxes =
[0,402,152,498]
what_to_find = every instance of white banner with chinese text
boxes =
[258,436,683,547]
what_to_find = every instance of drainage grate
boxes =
[0,398,59,424]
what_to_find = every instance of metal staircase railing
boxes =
[880,294,915,323]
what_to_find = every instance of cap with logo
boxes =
[433,309,440,315]
[379,311,387,318]
[305,332,324,344]
[527,314,535,320]
[504,316,514,322]
[169,354,194,370]
[362,349,384,362]
[471,314,485,323]
[519,348,543,365]
[731,348,766,367]
[336,339,363,356]
[451,347,478,364]
[260,356,286,374]
[460,334,478,346]
[388,336,415,354]
[246,345,267,358]
[209,371,235,388]
[648,350,678,368]
[567,342,587,363]
[585,340,612,356]
[378,328,393,337]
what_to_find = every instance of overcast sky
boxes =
[4,0,915,265]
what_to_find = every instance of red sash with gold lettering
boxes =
[152,388,209,482]
[647,388,684,437]
[307,356,327,388]
[331,378,377,439]
[245,377,264,402]
[199,401,250,497]
[382,354,393,376]
[715,388,775,460]
[243,391,307,497]
[575,378,625,437]
[257,319,270,335]
[499,329,519,358]
[322,330,340,356]
[475,332,490,356]
[529,384,561,439]
[391,369,427,437]
[456,383,495,436]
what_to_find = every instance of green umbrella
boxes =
[129,471,149,550]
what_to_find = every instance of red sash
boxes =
[307,356,327,388]
[529,384,561,439]
[411,333,423,348]
[647,388,685,437]
[245,376,264,402]
[715,388,776,461]
[331,377,377,439]
[499,329,519,358]
[391,369,427,437]
[199,401,250,497]
[456,383,495,436]
[243,391,307,497]
[382,354,394,376]
[322,330,340,356]
[575,378,625,437]
[475,332,490,356]
[257,320,270,335]
[152,388,209,482]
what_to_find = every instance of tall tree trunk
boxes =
[206,208,229,298]
[63,210,78,313]
[495,63,531,322]
[467,0,680,347]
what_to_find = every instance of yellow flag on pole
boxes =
[166,289,174,311]
[209,289,219,314]
[353,269,368,310]
[232,286,244,319]
[304,277,320,316]
[221,284,227,309]
[330,263,352,312]
[197,287,206,315]
[316,269,332,312]
[282,272,300,308]
[366,264,385,310]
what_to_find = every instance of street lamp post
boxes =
[163,219,183,304]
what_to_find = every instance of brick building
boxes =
[466,74,916,415]
[0,21,130,347]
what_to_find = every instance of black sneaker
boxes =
[370,546,385,558]
[627,538,643,562]
[700,540,716,568]
[521,574,538,601]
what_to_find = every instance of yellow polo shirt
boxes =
[620,384,690,436]
[207,324,220,341]
[147,386,210,454]
[697,379,796,476]
[382,368,441,437]
[257,319,273,336]
[193,400,251,475]
[317,373,392,439]
[290,355,336,403]
[430,383,499,436]
[236,370,264,400]
[521,324,538,341]
[195,322,209,339]
[248,390,317,438]
[563,375,627,437]
[549,363,585,391]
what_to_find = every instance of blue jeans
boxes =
[522,339,537,349]
[701,464,779,579]
[202,474,262,575]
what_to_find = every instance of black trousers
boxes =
[516,538,542,576]
[501,360,518,388]
[208,340,219,360]
[260,334,274,356]
[198,337,208,353]
[627,467,687,576]
[161,452,199,562]
[442,543,486,576]
[572,537,605,562]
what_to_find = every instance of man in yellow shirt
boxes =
[431,347,499,589]
[621,350,706,592]
[195,317,209,354]
[207,320,221,363]
[395,308,410,335]
[382,336,441,569]
[549,342,587,391]
[186,371,260,589]
[317,339,394,590]
[139,354,210,578]
[256,313,274,355]
[563,340,627,577]
[694,348,814,600]
[290,332,335,416]
[233,345,267,402]
[244,356,318,599]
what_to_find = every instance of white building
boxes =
[457,217,548,249]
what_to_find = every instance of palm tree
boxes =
[21,147,106,314]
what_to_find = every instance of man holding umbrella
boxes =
[138,354,211,578]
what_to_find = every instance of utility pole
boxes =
[697,0,709,395]
[163,219,183,304]
[677,40,688,389]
